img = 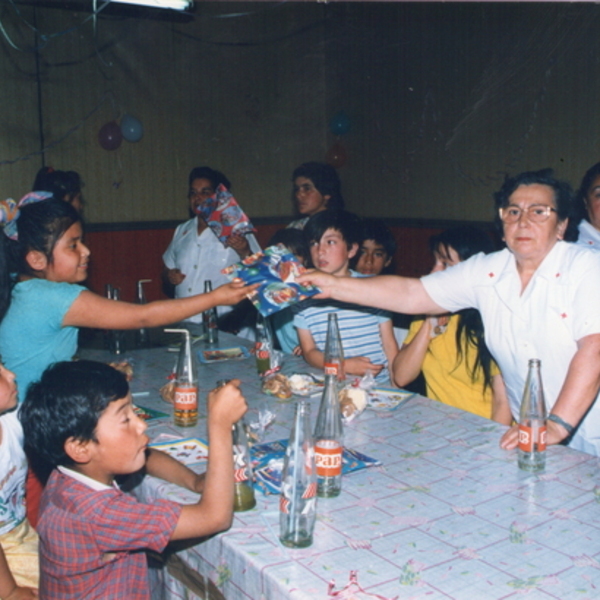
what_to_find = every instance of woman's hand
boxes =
[227,234,252,259]
[500,418,572,450]
[296,269,337,299]
[166,268,186,286]
[500,424,519,449]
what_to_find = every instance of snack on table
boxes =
[159,380,175,404]
[262,373,292,399]
[339,387,368,419]
[109,360,134,381]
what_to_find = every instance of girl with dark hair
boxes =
[0,194,254,402]
[32,166,83,213]
[288,162,345,230]
[392,226,511,424]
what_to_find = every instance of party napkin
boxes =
[251,439,381,495]
[194,184,256,246]
[221,244,320,316]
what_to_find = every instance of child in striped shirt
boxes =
[294,211,398,384]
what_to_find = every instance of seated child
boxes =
[353,218,413,348]
[19,360,246,600]
[0,361,38,599]
[354,218,396,276]
[391,226,511,424]
[267,228,308,355]
[294,211,398,383]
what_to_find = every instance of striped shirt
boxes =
[293,278,392,382]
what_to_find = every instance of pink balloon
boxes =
[98,121,122,151]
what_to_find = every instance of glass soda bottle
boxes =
[166,328,198,427]
[232,419,256,511]
[313,373,343,497]
[323,313,344,381]
[255,313,273,375]
[135,279,152,348]
[518,358,547,472]
[280,400,317,548]
[202,280,219,345]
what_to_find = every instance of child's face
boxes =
[45,222,90,283]
[294,177,330,216]
[309,228,357,276]
[85,395,149,485]
[431,244,461,273]
[355,239,391,276]
[0,364,17,413]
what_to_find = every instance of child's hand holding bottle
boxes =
[207,379,247,430]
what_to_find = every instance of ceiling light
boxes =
[108,0,193,10]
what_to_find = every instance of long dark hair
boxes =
[429,226,496,390]
[0,198,80,322]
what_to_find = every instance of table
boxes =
[81,332,600,600]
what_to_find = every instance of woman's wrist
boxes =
[547,413,575,437]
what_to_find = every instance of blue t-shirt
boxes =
[0,279,85,402]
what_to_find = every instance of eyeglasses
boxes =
[499,205,557,224]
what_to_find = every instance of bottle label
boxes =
[256,349,270,360]
[174,386,198,410]
[315,440,342,477]
[518,424,547,452]
[302,482,317,499]
[324,363,338,376]
[234,467,249,483]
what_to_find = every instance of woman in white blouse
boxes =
[299,169,600,457]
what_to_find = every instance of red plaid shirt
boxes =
[38,470,181,599]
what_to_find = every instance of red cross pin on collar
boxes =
[561,313,567,319]
[488,272,495,278]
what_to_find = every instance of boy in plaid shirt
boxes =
[19,360,246,600]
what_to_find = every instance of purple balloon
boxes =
[98,121,122,151]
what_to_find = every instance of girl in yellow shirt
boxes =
[392,226,512,424]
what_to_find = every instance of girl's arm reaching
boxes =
[63,281,257,330]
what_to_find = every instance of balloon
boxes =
[325,141,348,169]
[120,114,144,143]
[329,111,351,136]
[98,121,122,151]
